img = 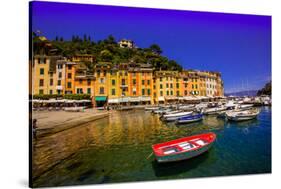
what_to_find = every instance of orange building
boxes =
[74,63,95,96]
[180,71,189,96]
[186,70,200,96]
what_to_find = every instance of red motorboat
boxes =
[152,132,216,163]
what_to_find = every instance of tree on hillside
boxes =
[32,32,52,55]
[168,60,183,71]
[149,44,162,55]
[32,32,183,71]
[104,35,117,45]
[99,49,113,62]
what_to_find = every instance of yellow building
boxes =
[153,71,180,104]
[108,66,120,101]
[93,62,111,107]
[107,63,154,106]
[185,70,200,96]
[32,55,80,95]
[32,55,64,95]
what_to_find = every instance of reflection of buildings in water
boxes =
[33,122,96,179]
[107,110,159,145]
[202,116,225,130]
[34,110,209,180]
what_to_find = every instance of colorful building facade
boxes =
[32,55,224,105]
[153,71,182,104]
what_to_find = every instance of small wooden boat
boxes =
[162,111,193,121]
[152,132,216,163]
[177,113,203,124]
[226,108,260,121]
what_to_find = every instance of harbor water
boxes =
[32,107,272,187]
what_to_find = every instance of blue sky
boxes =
[31,1,271,93]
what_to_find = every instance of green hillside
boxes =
[32,32,183,71]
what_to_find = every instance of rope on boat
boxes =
[146,152,154,160]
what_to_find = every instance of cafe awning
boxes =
[119,97,130,103]
[95,96,107,101]
[140,96,151,101]
[158,97,165,101]
[130,97,141,102]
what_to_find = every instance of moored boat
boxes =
[162,111,193,121]
[176,113,203,124]
[237,104,254,110]
[178,104,195,111]
[203,106,227,115]
[226,108,260,121]
[145,106,160,112]
[163,110,182,115]
[154,108,172,114]
[217,111,227,118]
[152,132,216,163]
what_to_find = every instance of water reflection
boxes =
[32,108,271,187]
[235,119,260,127]
[225,119,260,128]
